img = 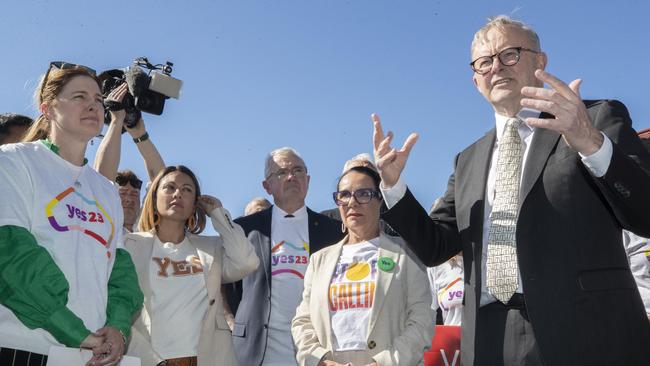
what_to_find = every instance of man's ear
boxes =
[262,180,272,195]
[537,52,548,70]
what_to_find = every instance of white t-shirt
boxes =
[264,205,310,366]
[624,230,650,315]
[329,238,380,351]
[0,141,124,354]
[427,257,464,325]
[150,236,208,359]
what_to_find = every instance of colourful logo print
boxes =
[46,187,115,258]
[271,240,309,278]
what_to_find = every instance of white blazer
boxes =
[291,233,434,366]
[124,207,259,366]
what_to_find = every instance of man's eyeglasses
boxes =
[333,188,382,206]
[470,47,538,75]
[116,175,143,190]
[39,61,97,101]
[267,166,307,180]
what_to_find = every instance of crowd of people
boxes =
[1,14,649,366]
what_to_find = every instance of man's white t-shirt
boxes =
[263,205,310,366]
[150,236,207,359]
[427,257,464,325]
[624,230,650,315]
[329,238,380,351]
[0,141,124,354]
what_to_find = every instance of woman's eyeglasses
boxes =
[333,188,382,206]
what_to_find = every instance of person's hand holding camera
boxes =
[105,83,128,124]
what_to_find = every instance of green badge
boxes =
[378,256,395,272]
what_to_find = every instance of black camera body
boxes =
[99,57,182,129]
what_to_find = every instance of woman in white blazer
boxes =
[124,165,259,366]
[292,166,433,366]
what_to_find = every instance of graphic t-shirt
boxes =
[263,205,310,366]
[0,141,123,354]
[624,230,650,315]
[329,238,380,351]
[150,236,207,359]
[427,257,464,325]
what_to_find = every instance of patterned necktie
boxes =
[486,118,523,303]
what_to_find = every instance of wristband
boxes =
[133,132,149,144]
[118,328,127,346]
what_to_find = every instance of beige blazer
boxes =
[124,207,260,366]
[291,233,434,366]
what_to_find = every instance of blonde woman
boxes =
[0,62,142,366]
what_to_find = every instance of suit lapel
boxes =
[307,208,320,254]
[457,129,495,302]
[192,235,217,299]
[259,208,273,289]
[519,124,561,207]
[368,234,400,335]
[318,240,345,344]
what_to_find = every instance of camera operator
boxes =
[94,83,165,233]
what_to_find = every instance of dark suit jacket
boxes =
[227,206,343,366]
[382,100,650,366]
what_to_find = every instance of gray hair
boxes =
[244,197,272,215]
[342,153,376,173]
[264,147,307,179]
[471,15,541,54]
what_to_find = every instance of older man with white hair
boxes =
[227,147,343,366]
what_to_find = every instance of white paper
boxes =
[47,346,140,366]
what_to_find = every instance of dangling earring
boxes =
[341,221,347,233]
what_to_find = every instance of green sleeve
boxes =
[105,248,143,339]
[0,225,90,346]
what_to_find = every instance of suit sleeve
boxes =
[590,100,650,236]
[372,252,435,366]
[211,207,259,284]
[291,255,331,366]
[382,168,462,267]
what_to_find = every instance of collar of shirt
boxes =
[272,204,308,221]
[494,108,540,142]
[40,139,88,165]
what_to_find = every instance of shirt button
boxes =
[209,299,215,305]
[368,340,376,349]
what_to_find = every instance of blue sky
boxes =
[3,0,649,222]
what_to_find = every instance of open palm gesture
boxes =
[371,113,419,187]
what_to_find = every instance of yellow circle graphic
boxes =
[345,262,370,281]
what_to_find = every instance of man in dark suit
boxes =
[227,147,343,366]
[372,16,650,366]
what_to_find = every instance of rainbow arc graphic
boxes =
[45,187,115,258]
[271,240,309,279]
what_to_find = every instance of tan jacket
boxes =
[291,233,434,366]
[124,207,259,366]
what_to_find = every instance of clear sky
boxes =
[3,0,649,224]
